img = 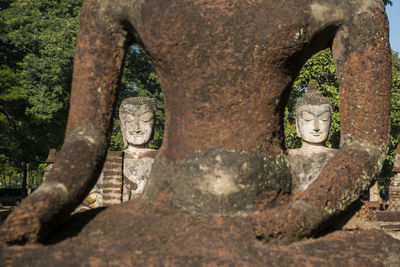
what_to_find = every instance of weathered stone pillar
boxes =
[389,145,400,212]
[389,174,400,212]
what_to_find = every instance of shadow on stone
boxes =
[43,207,106,245]
[313,200,364,238]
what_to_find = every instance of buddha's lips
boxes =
[129,133,143,137]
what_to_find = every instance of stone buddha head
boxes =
[295,83,333,150]
[119,97,157,150]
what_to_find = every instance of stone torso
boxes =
[123,150,156,201]
[287,148,336,192]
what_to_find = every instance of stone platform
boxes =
[2,191,400,266]
[375,210,400,222]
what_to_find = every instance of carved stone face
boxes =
[121,104,154,147]
[296,104,331,145]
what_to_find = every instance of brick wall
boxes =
[102,151,123,206]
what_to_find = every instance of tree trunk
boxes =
[21,163,27,197]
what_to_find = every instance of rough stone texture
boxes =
[2,0,392,246]
[370,181,381,202]
[122,151,156,201]
[388,145,400,212]
[376,211,400,222]
[119,97,156,149]
[142,147,292,216]
[393,144,400,173]
[389,173,400,212]
[287,149,336,192]
[1,192,400,266]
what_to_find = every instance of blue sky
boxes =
[387,3,400,52]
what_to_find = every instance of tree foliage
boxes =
[0,0,83,175]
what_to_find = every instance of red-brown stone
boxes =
[1,0,393,250]
[2,192,399,266]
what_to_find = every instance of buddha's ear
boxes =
[149,112,156,143]
[295,117,301,138]
[119,113,128,148]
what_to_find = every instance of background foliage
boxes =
[0,0,398,193]
[0,0,83,185]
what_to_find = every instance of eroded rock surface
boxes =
[288,149,336,192]
[1,0,392,248]
[2,192,400,266]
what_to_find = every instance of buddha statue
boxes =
[287,83,337,192]
[75,97,158,212]
[119,97,158,201]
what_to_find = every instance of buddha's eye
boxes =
[319,112,330,121]
[302,112,314,121]
[139,112,154,122]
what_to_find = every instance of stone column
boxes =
[389,146,400,212]
[389,174,400,212]
[389,148,400,211]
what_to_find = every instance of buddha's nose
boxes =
[133,118,141,132]
[313,119,320,132]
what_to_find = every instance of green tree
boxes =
[2,0,82,121]
[0,0,83,186]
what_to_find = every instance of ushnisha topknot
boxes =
[119,97,157,115]
[295,82,333,113]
